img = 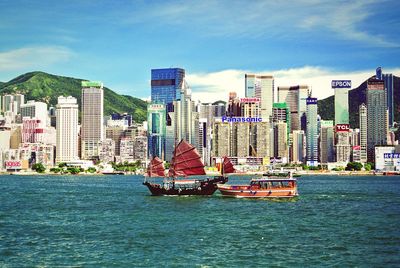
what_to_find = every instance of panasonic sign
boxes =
[331,80,351,88]
[222,116,262,123]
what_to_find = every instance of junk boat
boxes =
[143,140,234,196]
[217,171,298,198]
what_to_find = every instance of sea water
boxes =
[0,175,399,267]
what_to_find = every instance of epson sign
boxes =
[331,80,351,88]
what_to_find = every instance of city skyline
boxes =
[1,1,400,102]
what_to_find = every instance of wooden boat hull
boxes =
[143,176,228,196]
[218,186,298,198]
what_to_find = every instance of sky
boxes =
[1,0,400,102]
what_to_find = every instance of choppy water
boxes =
[0,175,399,267]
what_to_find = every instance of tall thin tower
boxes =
[81,81,104,160]
[56,96,79,163]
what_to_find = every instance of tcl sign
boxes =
[5,161,22,169]
[336,124,350,132]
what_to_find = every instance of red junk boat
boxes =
[143,140,233,196]
[217,172,298,198]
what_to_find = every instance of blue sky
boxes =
[0,0,399,101]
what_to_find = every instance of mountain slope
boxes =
[318,75,399,128]
[0,71,147,123]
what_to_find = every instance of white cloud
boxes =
[0,46,74,72]
[188,66,400,103]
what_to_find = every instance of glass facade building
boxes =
[151,68,185,106]
[147,103,166,159]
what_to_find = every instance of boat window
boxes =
[271,181,283,188]
[282,181,290,187]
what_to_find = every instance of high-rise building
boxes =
[332,80,351,125]
[366,79,387,162]
[274,121,288,161]
[151,68,185,105]
[2,94,24,114]
[272,102,290,139]
[291,130,305,164]
[147,103,166,159]
[335,125,351,164]
[306,97,319,166]
[22,118,45,143]
[240,98,261,118]
[245,74,274,121]
[376,67,394,127]
[56,96,79,163]
[165,81,199,161]
[81,81,104,160]
[320,120,334,164]
[278,85,309,131]
[212,121,231,157]
[198,101,225,165]
[359,104,367,163]
[227,92,241,116]
[20,101,48,127]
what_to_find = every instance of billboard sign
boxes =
[222,116,262,123]
[384,153,400,159]
[336,124,350,132]
[331,80,351,88]
[5,160,22,169]
[148,104,165,112]
[306,98,317,105]
[240,97,260,103]
[353,145,361,150]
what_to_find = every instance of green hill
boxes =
[0,71,147,123]
[318,75,399,128]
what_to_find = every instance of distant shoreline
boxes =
[0,170,395,177]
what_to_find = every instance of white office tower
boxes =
[81,81,104,160]
[56,96,79,163]
[359,104,367,163]
[245,74,274,122]
[20,100,48,127]
[165,80,199,161]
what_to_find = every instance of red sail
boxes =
[168,140,206,177]
[222,156,236,174]
[147,156,165,177]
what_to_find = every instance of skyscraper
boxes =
[245,74,274,121]
[81,81,104,160]
[306,97,318,166]
[56,96,79,163]
[151,68,185,105]
[376,67,394,127]
[272,102,290,140]
[320,120,334,164]
[147,103,166,159]
[359,104,367,163]
[274,121,288,161]
[291,130,305,164]
[278,85,309,131]
[165,80,199,161]
[366,79,387,162]
[332,80,351,125]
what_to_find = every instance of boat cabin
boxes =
[249,179,296,189]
